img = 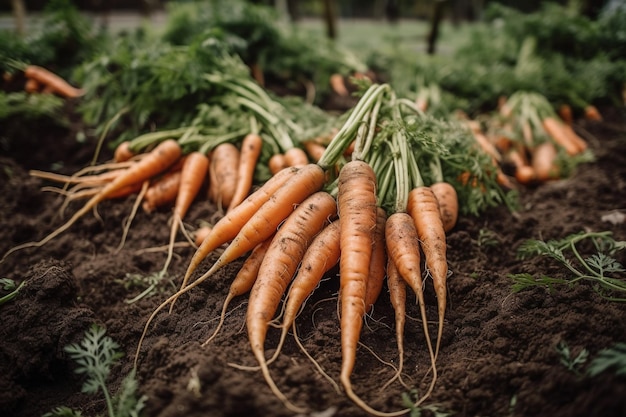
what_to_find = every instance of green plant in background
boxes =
[587,343,626,377]
[44,324,146,417]
[556,340,589,375]
[509,231,626,301]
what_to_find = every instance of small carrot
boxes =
[507,148,535,185]
[141,170,182,214]
[245,191,337,413]
[284,147,309,167]
[542,117,581,156]
[303,141,327,163]
[2,139,182,263]
[531,142,559,182]
[209,142,240,209]
[227,133,263,212]
[407,186,448,361]
[330,73,349,97]
[273,220,340,361]
[203,235,274,346]
[471,130,502,162]
[161,151,210,274]
[558,103,574,126]
[382,257,407,390]
[364,207,387,313]
[584,104,603,121]
[24,78,40,93]
[24,65,85,98]
[268,153,288,175]
[429,182,458,233]
[114,141,136,163]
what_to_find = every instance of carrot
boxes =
[208,142,240,209]
[114,141,136,163]
[203,235,274,346]
[283,147,309,167]
[24,78,40,93]
[385,212,436,399]
[142,170,182,214]
[1,139,182,263]
[194,225,212,247]
[303,141,327,163]
[542,117,581,156]
[471,131,502,162]
[531,141,559,182]
[507,148,535,185]
[336,160,380,412]
[273,220,340,362]
[381,257,407,390]
[584,104,603,121]
[161,151,210,273]
[364,207,387,313]
[558,104,573,126]
[561,124,588,152]
[227,133,263,212]
[407,186,447,361]
[429,182,458,233]
[23,65,85,98]
[171,164,325,310]
[245,191,337,413]
[330,73,349,97]
[268,153,288,175]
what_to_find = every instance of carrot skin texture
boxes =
[407,186,448,358]
[337,160,378,386]
[142,170,182,213]
[364,207,387,313]
[284,147,309,167]
[429,182,459,233]
[209,143,240,209]
[227,133,263,212]
[268,154,288,175]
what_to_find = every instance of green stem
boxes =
[128,127,190,152]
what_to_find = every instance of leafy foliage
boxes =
[587,343,626,377]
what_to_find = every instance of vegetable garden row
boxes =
[1,1,625,416]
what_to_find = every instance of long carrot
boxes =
[542,117,582,155]
[245,191,337,413]
[531,142,559,182]
[161,151,209,274]
[203,235,274,346]
[407,186,448,361]
[364,207,387,313]
[1,139,182,263]
[208,142,240,209]
[141,170,182,214]
[227,133,263,212]
[24,65,85,98]
[381,256,407,390]
[429,182,458,233]
[272,220,340,361]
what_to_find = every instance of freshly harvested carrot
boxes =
[561,124,588,152]
[209,143,240,209]
[24,78,40,93]
[584,104,603,121]
[364,207,387,313]
[429,182,458,233]
[558,104,573,126]
[227,133,263,212]
[161,151,210,273]
[471,131,502,162]
[330,73,349,97]
[24,65,85,98]
[336,160,379,411]
[382,257,407,390]
[268,153,288,175]
[542,117,581,156]
[407,186,448,361]
[272,220,340,361]
[531,142,559,182]
[303,141,327,163]
[1,139,182,263]
[507,148,535,185]
[385,212,436,393]
[284,147,309,167]
[245,191,337,413]
[142,170,182,214]
[194,225,212,247]
[203,236,274,346]
[114,141,136,163]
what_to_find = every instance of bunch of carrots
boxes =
[127,82,511,415]
[5,64,85,98]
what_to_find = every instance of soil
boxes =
[1,104,626,417]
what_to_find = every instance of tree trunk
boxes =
[322,0,338,40]
[11,0,26,36]
[427,0,446,55]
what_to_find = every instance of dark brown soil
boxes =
[1,107,625,417]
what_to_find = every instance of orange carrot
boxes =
[364,207,387,313]
[558,104,573,126]
[114,141,136,163]
[268,153,288,175]
[429,182,458,233]
[209,143,240,209]
[24,78,40,93]
[1,139,182,262]
[542,117,581,155]
[24,65,85,98]
[531,142,559,182]
[245,191,336,413]
[471,131,502,162]
[561,124,588,152]
[382,257,407,389]
[385,212,436,395]
[141,170,182,214]
[203,235,274,346]
[284,147,309,167]
[330,73,349,97]
[407,186,447,361]
[303,141,327,163]
[273,220,340,361]
[336,160,379,411]
[584,104,603,121]
[162,151,210,273]
[227,133,263,212]
[194,225,212,247]
[507,148,535,185]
